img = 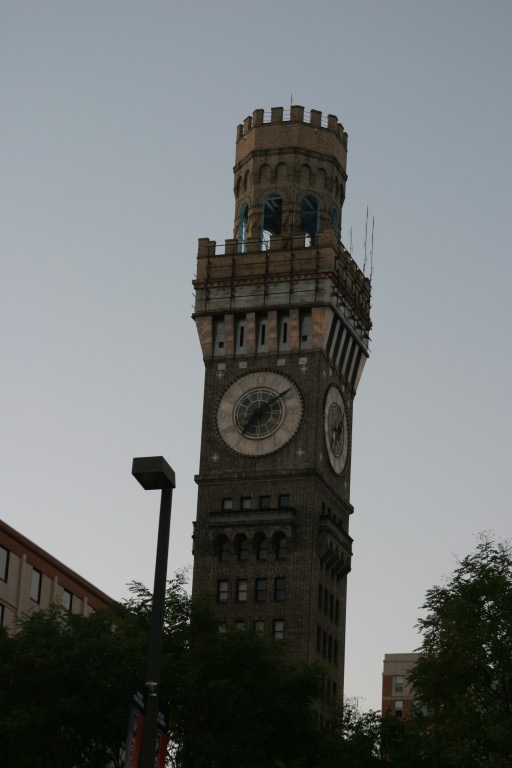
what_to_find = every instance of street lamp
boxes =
[132,456,176,768]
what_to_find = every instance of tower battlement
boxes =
[236,106,348,149]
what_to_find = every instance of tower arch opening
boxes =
[300,195,319,245]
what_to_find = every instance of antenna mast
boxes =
[363,206,369,274]
[370,216,375,282]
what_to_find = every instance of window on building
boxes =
[278,313,290,350]
[273,619,284,640]
[0,604,4,626]
[259,495,271,509]
[0,546,9,582]
[218,622,227,634]
[274,577,286,601]
[237,202,248,253]
[62,589,73,612]
[300,195,319,243]
[222,498,233,510]
[257,537,268,561]
[334,641,339,665]
[394,675,404,694]
[394,700,404,718]
[262,193,283,236]
[322,631,327,658]
[257,315,268,352]
[254,620,265,635]
[235,620,246,631]
[219,539,230,562]
[237,579,248,602]
[255,578,267,602]
[328,636,333,662]
[329,595,334,620]
[241,496,251,510]
[239,538,250,562]
[278,494,290,508]
[276,534,287,561]
[217,580,228,603]
[31,569,42,603]
[316,625,321,653]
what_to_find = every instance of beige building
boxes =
[381,652,420,718]
[0,519,111,632]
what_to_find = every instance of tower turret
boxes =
[233,106,348,247]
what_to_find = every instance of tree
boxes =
[0,575,327,768]
[409,534,512,768]
[0,574,191,768]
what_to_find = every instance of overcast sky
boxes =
[2,1,511,710]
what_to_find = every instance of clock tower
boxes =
[192,106,371,699]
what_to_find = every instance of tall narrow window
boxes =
[62,589,73,612]
[255,578,267,602]
[237,202,248,253]
[235,317,246,352]
[217,580,228,603]
[300,195,319,244]
[276,535,287,561]
[0,604,4,627]
[273,619,284,640]
[394,675,404,693]
[278,313,290,351]
[262,193,283,236]
[257,537,268,561]
[237,579,248,602]
[274,577,286,601]
[31,569,42,603]
[0,546,8,582]
[241,496,251,510]
[332,207,340,235]
[394,700,404,718]
[239,539,250,562]
[259,496,271,509]
[219,540,230,562]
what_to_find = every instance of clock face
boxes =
[324,385,349,474]
[217,371,303,456]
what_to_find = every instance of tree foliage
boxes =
[410,534,512,767]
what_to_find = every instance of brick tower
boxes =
[192,106,371,699]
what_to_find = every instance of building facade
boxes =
[191,106,371,698]
[381,653,420,718]
[0,519,111,632]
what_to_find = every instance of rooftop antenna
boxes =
[290,93,293,108]
[370,216,375,282]
[363,206,369,274]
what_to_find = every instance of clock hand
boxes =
[267,387,292,406]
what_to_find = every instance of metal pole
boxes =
[138,486,172,768]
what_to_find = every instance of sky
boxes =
[1,1,511,711]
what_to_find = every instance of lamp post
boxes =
[132,456,176,768]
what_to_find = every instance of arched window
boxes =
[235,533,249,562]
[262,193,283,237]
[238,203,248,253]
[273,532,288,561]
[254,533,268,561]
[214,534,230,562]
[300,195,319,244]
[332,208,340,235]
[220,539,230,562]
